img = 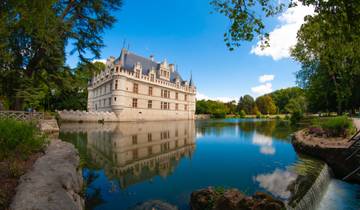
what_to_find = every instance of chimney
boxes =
[169,64,175,72]
[150,55,154,61]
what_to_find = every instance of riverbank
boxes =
[0,118,84,210]
[292,118,360,183]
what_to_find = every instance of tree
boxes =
[0,0,122,110]
[237,95,255,114]
[210,0,285,50]
[255,95,277,115]
[267,87,304,113]
[292,0,360,114]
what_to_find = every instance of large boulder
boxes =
[190,187,284,210]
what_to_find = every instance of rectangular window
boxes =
[185,94,187,101]
[175,103,178,110]
[114,97,117,101]
[133,83,138,93]
[148,146,153,155]
[135,69,140,78]
[161,102,164,110]
[116,66,119,72]
[185,104,188,110]
[132,135,137,144]
[149,87,153,96]
[133,149,138,159]
[108,98,111,106]
[176,92,178,100]
[148,100,152,109]
[132,98,138,108]
[161,89,164,98]
[115,80,118,90]
[150,74,155,82]
[148,133,152,142]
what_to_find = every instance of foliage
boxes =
[239,110,246,118]
[267,87,305,113]
[290,111,303,125]
[255,95,277,115]
[237,95,255,114]
[0,0,121,110]
[292,0,360,114]
[224,100,238,114]
[210,0,285,50]
[285,96,307,114]
[196,100,230,118]
[311,116,355,137]
[0,118,46,160]
[253,105,261,116]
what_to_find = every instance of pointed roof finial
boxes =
[189,70,194,87]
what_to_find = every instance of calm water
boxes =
[59,119,360,210]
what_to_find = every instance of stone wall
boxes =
[58,110,118,122]
[57,109,195,122]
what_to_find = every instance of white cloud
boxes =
[93,59,106,64]
[252,132,276,155]
[196,92,237,103]
[254,169,298,199]
[259,74,275,83]
[251,83,273,95]
[251,1,315,60]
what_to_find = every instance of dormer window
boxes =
[135,69,140,78]
[150,74,155,82]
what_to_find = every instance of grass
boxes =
[310,116,356,137]
[0,118,46,161]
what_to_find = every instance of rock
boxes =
[214,189,251,210]
[190,187,217,210]
[190,188,284,210]
[130,200,178,210]
[10,139,84,210]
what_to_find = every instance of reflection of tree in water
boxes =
[196,119,294,141]
[84,170,105,210]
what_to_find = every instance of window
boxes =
[116,66,119,72]
[115,80,118,90]
[148,100,152,109]
[133,149,138,159]
[132,98,138,108]
[150,74,155,82]
[175,103,178,110]
[114,97,117,101]
[133,83,138,93]
[132,135,137,144]
[176,92,178,100]
[135,69,140,78]
[148,133,152,142]
[185,104,188,110]
[161,90,164,98]
[148,146,153,155]
[184,94,187,101]
[148,87,153,96]
[108,98,111,106]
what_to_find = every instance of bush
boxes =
[290,111,303,125]
[311,116,355,137]
[0,118,46,160]
[239,110,246,118]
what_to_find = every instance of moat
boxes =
[59,119,360,210]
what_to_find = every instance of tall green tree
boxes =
[266,87,304,113]
[0,0,122,110]
[237,95,255,114]
[255,95,277,115]
[292,0,360,114]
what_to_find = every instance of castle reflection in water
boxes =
[60,120,196,189]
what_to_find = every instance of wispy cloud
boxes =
[259,74,275,83]
[251,1,315,60]
[196,92,237,103]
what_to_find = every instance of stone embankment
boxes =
[195,114,211,120]
[10,119,84,210]
[190,187,285,210]
[57,110,118,122]
[292,118,360,183]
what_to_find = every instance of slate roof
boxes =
[118,49,186,84]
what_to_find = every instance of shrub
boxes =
[311,116,355,137]
[0,118,46,160]
[290,111,303,125]
[239,110,246,118]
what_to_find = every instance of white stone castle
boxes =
[87,48,196,121]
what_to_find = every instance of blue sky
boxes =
[65,0,314,101]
